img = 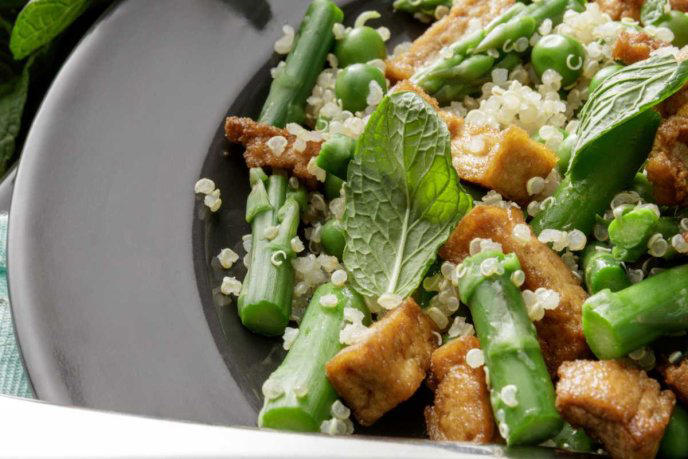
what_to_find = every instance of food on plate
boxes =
[207,0,688,455]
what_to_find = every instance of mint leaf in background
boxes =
[0,62,29,173]
[570,54,688,177]
[10,0,90,60]
[343,91,471,301]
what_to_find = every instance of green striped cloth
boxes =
[0,214,33,398]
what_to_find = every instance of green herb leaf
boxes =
[640,0,668,26]
[570,54,688,177]
[0,61,30,173]
[343,91,471,300]
[10,0,90,60]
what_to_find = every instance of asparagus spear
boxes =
[259,283,370,431]
[393,0,451,16]
[551,422,595,452]
[582,243,630,294]
[457,249,562,445]
[582,263,688,359]
[532,54,688,234]
[238,169,305,336]
[411,2,526,97]
[259,0,343,127]
[660,405,688,459]
[531,109,661,235]
[608,205,680,262]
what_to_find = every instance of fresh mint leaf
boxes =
[10,0,90,60]
[0,62,29,173]
[570,54,688,177]
[640,0,667,26]
[343,91,471,300]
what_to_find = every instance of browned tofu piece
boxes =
[671,0,688,11]
[595,0,643,20]
[556,360,675,459]
[224,116,322,181]
[325,298,438,426]
[646,108,688,206]
[451,124,558,204]
[612,30,666,65]
[439,205,590,375]
[660,357,688,404]
[425,336,494,443]
[393,81,463,139]
[386,0,514,82]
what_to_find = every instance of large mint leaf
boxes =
[10,0,90,60]
[570,54,688,177]
[343,91,471,300]
[0,58,29,174]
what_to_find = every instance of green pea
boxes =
[335,63,387,112]
[588,64,623,93]
[321,219,346,259]
[556,132,576,174]
[659,406,688,459]
[531,34,586,87]
[335,26,387,68]
[316,133,355,180]
[657,11,688,48]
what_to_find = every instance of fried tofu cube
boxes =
[224,116,322,182]
[556,360,675,459]
[646,110,688,206]
[386,0,514,82]
[425,336,495,443]
[440,205,590,375]
[660,357,688,405]
[451,124,558,203]
[325,298,437,426]
[612,30,666,65]
[595,0,643,21]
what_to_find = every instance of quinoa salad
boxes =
[195,0,688,456]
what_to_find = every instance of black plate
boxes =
[8,0,435,434]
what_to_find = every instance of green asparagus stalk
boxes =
[458,250,562,445]
[582,264,688,359]
[582,243,630,294]
[411,0,584,103]
[259,0,343,127]
[660,405,688,459]
[608,205,680,262]
[429,53,522,105]
[531,109,661,235]
[411,2,526,96]
[238,169,305,336]
[551,422,595,452]
[393,0,451,16]
[258,283,370,431]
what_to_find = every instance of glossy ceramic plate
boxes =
[7,0,437,434]
[5,2,589,455]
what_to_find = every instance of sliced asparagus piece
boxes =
[259,0,343,127]
[582,264,688,359]
[458,249,562,445]
[239,170,305,336]
[258,283,369,431]
[582,243,630,294]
